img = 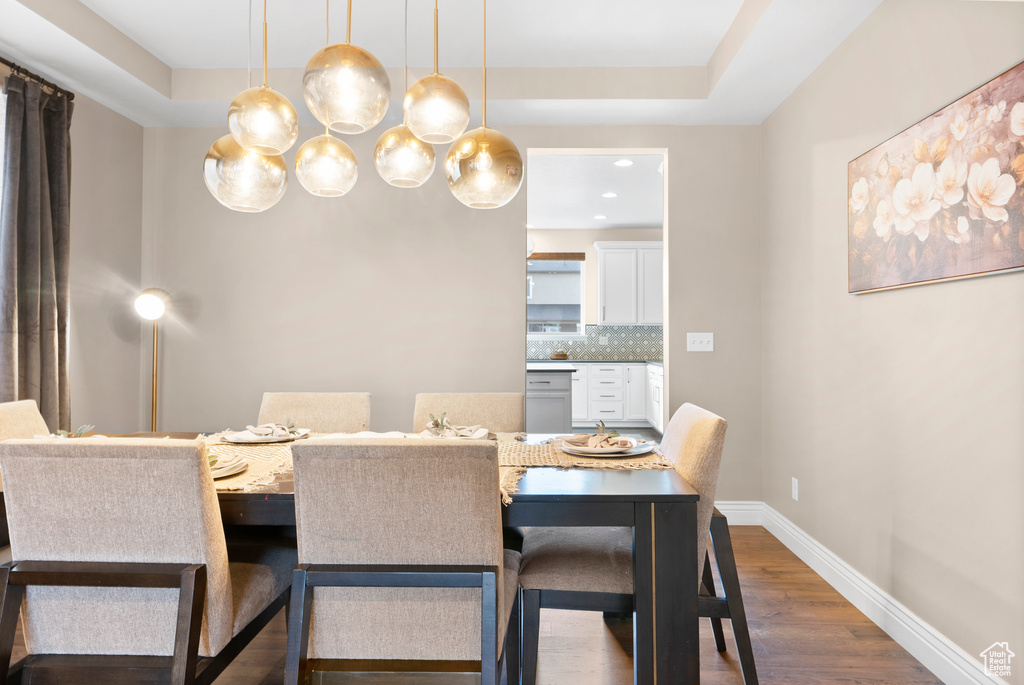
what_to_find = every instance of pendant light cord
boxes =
[326,0,330,45]
[404,0,409,93]
[482,0,487,128]
[261,0,268,87]
[247,0,253,88]
[346,0,352,43]
[433,0,439,75]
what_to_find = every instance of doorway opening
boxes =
[524,148,669,438]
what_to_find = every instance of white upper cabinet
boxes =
[596,241,663,326]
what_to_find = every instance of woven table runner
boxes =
[207,440,293,492]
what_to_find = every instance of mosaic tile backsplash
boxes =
[527,325,663,361]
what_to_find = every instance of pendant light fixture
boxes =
[445,0,522,209]
[295,1,359,197]
[303,0,390,134]
[203,134,288,212]
[404,0,470,145]
[375,0,435,188]
[228,0,298,155]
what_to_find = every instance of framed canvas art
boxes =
[848,59,1024,293]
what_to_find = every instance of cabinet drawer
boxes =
[590,401,624,420]
[590,377,623,390]
[590,364,624,377]
[589,388,623,402]
[526,374,572,392]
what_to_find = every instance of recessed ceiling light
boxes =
[602,192,617,198]
[614,159,633,167]
[594,215,607,220]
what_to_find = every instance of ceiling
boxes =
[0,0,883,128]
[527,154,664,230]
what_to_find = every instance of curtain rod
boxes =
[0,56,75,100]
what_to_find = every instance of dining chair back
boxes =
[411,393,525,433]
[286,439,519,684]
[0,438,233,658]
[0,438,294,684]
[257,392,371,433]
[0,400,49,439]
[658,402,728,575]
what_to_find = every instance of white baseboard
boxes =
[713,500,1004,685]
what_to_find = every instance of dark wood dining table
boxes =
[0,432,701,684]
[217,434,702,685]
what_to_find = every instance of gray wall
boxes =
[761,0,1024,676]
[140,125,764,500]
[68,94,143,432]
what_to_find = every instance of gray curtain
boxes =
[0,76,73,432]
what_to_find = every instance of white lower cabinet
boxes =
[624,364,647,421]
[570,363,589,422]
[645,364,664,433]
[526,371,573,434]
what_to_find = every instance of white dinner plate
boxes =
[222,428,311,444]
[561,442,655,458]
[211,460,249,479]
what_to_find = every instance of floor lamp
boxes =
[135,289,170,432]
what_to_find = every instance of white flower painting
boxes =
[849,60,1024,292]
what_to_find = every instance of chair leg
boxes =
[284,567,314,685]
[520,589,541,685]
[505,589,521,685]
[710,515,758,685]
[701,546,727,652]
[170,564,206,685]
[0,567,25,685]
[481,572,498,685]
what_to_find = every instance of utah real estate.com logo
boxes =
[980,642,1014,678]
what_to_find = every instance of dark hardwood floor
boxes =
[8,527,942,684]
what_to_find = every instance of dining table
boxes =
[0,431,701,685]
[216,433,701,685]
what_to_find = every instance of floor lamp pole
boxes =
[151,319,159,432]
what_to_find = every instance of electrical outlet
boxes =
[599,336,609,345]
[791,477,799,502]
[686,332,714,352]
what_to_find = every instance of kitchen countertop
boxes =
[526,363,577,372]
[527,359,663,365]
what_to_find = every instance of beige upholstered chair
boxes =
[0,400,49,439]
[0,400,49,567]
[517,403,756,685]
[257,392,371,433]
[0,438,296,683]
[411,393,525,433]
[285,439,520,684]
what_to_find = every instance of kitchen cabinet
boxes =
[570,363,589,422]
[526,367,574,434]
[595,241,663,326]
[624,364,647,421]
[646,364,664,433]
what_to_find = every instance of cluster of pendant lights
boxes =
[203,0,522,213]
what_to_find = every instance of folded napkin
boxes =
[560,433,638,450]
[420,415,489,440]
[246,423,294,438]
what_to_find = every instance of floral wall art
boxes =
[848,60,1024,293]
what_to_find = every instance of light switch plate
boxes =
[686,332,714,352]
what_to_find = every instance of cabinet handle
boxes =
[530,380,551,384]
[602,306,605,319]
[600,394,614,398]
[599,410,615,414]
[599,381,615,385]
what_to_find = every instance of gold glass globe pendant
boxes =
[204,134,288,212]
[303,0,391,135]
[446,0,522,209]
[375,0,434,188]
[228,0,298,155]
[404,1,470,145]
